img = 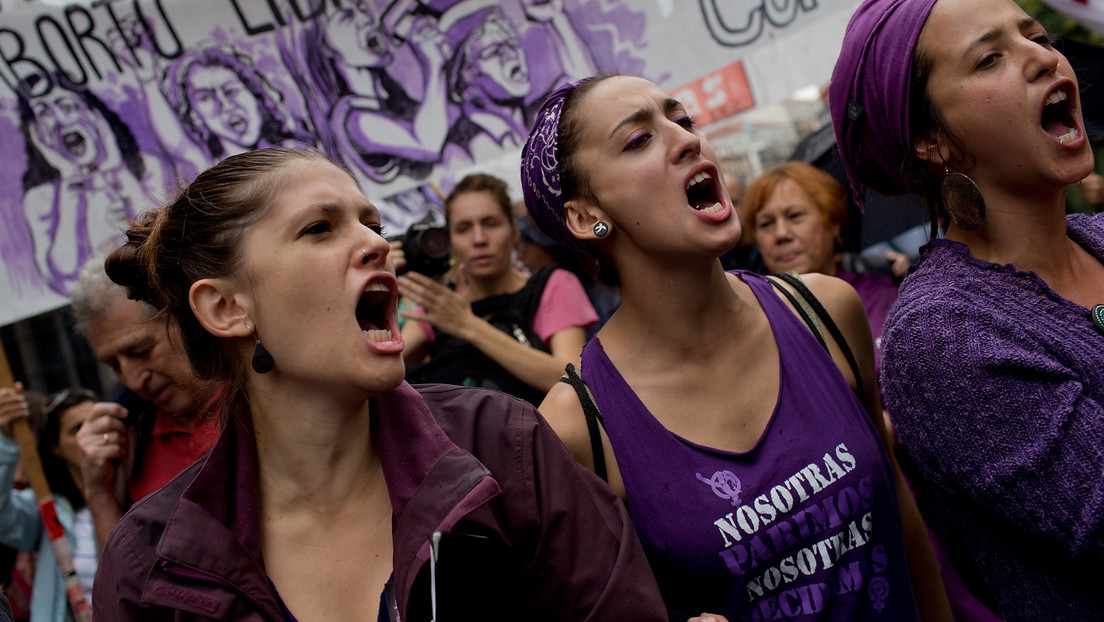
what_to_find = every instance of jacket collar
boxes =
[373,382,502,613]
[146,382,502,619]
[144,412,282,617]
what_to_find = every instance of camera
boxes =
[395,223,450,277]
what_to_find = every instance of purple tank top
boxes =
[580,272,919,621]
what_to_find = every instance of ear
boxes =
[564,198,610,242]
[189,278,253,339]
[913,131,947,166]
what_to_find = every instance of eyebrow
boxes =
[964,17,1042,58]
[608,97,685,140]
[309,201,379,220]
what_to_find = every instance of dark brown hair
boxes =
[905,44,974,236]
[557,73,622,287]
[445,173,515,227]
[105,148,344,409]
[34,389,97,510]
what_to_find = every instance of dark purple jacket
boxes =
[93,382,665,621]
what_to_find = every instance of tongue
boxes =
[1043,118,1070,137]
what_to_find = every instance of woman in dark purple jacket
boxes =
[92,147,665,621]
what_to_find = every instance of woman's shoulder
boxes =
[413,384,542,455]
[1068,212,1104,257]
[893,241,987,305]
[116,460,199,529]
[412,384,562,509]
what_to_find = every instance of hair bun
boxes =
[104,210,164,309]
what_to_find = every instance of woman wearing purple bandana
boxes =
[830,0,1104,619]
[522,75,951,621]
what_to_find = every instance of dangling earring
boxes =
[250,326,274,374]
[941,165,986,231]
[593,221,611,238]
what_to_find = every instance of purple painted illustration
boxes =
[15,73,170,295]
[0,0,653,304]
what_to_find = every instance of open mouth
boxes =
[686,170,725,214]
[364,32,389,56]
[356,281,396,342]
[62,130,87,156]
[227,114,246,133]
[508,63,527,82]
[1041,85,1079,145]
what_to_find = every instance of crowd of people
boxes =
[1,0,1102,620]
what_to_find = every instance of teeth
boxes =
[687,171,712,189]
[1046,90,1068,106]
[365,282,389,293]
[699,202,723,214]
[1058,128,1080,144]
[363,329,393,341]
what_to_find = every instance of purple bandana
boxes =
[521,79,589,255]
[829,0,939,203]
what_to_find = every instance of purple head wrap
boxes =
[829,0,939,203]
[521,79,590,255]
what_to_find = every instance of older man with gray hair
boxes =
[70,247,219,550]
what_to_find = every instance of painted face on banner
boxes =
[30,91,107,169]
[326,4,394,69]
[464,13,529,99]
[185,64,263,150]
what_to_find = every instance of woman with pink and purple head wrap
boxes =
[521,74,952,621]
[830,0,1104,619]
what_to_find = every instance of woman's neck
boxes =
[946,182,1104,306]
[251,387,379,513]
[605,257,754,360]
[947,183,1071,272]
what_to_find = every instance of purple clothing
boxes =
[835,270,899,374]
[581,271,920,621]
[93,382,666,621]
[829,0,939,202]
[880,213,1104,620]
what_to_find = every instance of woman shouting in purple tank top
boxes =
[521,75,953,622]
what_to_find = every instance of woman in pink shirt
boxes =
[399,173,597,404]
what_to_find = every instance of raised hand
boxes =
[0,384,28,439]
[75,401,130,498]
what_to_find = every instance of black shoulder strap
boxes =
[767,275,827,351]
[768,272,865,398]
[559,363,608,483]
[521,265,556,321]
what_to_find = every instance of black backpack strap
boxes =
[520,265,556,322]
[559,363,608,483]
[767,274,827,351]
[768,272,864,398]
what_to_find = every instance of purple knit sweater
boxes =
[881,213,1104,621]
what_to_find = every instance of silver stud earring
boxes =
[593,221,611,238]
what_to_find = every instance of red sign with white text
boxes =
[671,61,755,128]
